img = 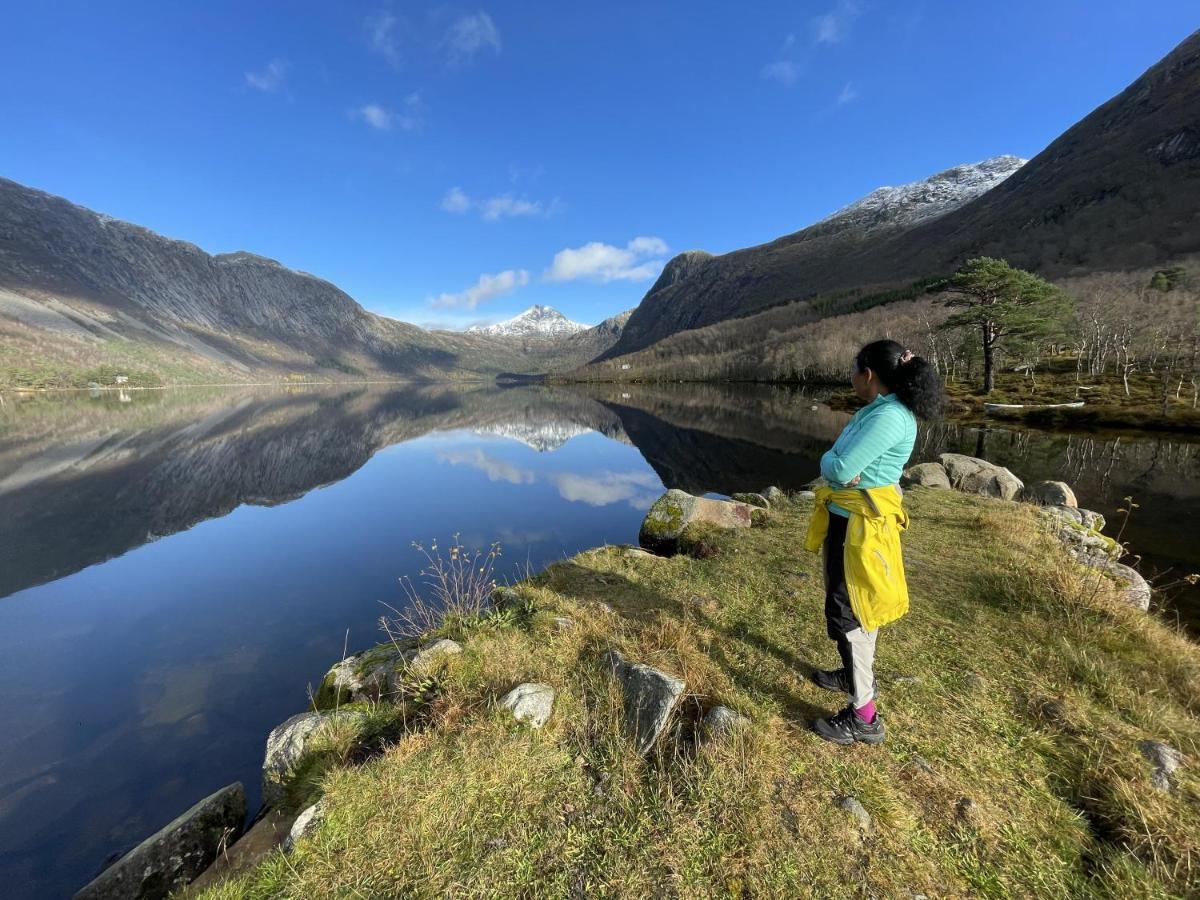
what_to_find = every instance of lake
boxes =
[1,382,1197,898]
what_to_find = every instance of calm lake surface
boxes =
[2,382,1197,898]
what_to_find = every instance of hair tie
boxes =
[899,350,915,365]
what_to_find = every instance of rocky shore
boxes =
[75,456,1196,899]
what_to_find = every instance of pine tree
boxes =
[940,257,1072,394]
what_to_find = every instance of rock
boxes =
[891,674,923,686]
[74,783,245,900]
[939,453,1024,501]
[703,705,750,738]
[900,462,951,489]
[836,795,872,831]
[795,490,816,502]
[189,808,296,892]
[552,616,575,631]
[639,489,753,554]
[963,672,987,693]
[1140,740,1185,792]
[1106,563,1152,610]
[603,650,686,755]
[284,801,325,852]
[1022,480,1078,507]
[955,797,984,828]
[492,586,524,610]
[1044,505,1084,526]
[314,642,415,708]
[731,492,770,509]
[262,711,361,808]
[622,546,662,561]
[407,638,463,675]
[1079,509,1106,531]
[763,486,787,507]
[499,682,556,728]
[908,755,935,775]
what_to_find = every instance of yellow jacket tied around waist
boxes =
[804,484,910,631]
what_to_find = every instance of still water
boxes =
[1,383,1196,898]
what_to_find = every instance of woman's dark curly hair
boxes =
[855,339,943,421]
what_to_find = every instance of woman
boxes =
[804,339,943,746]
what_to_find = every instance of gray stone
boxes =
[315,642,415,708]
[492,586,524,610]
[1022,480,1078,507]
[939,453,1024,501]
[1140,740,1185,792]
[1107,563,1152,610]
[407,638,463,676]
[603,650,686,755]
[900,462,951,489]
[731,492,770,509]
[262,711,361,808]
[836,795,871,831]
[1079,509,1106,531]
[703,705,750,738]
[956,797,984,827]
[639,489,753,554]
[283,801,325,852]
[552,616,575,631]
[1043,505,1084,526]
[74,783,245,900]
[795,490,817,502]
[499,682,556,728]
[763,486,787,507]
[189,808,295,892]
[622,546,662,561]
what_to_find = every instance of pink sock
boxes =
[854,700,876,723]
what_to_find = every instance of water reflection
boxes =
[0,382,1196,898]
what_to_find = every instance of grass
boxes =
[196,490,1200,899]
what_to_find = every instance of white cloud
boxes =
[367,11,402,68]
[444,11,501,66]
[544,237,669,284]
[430,269,530,309]
[354,93,422,132]
[245,58,289,93]
[439,451,660,508]
[438,449,534,484]
[813,0,865,44]
[441,186,471,213]
[837,81,859,104]
[438,187,560,220]
[761,59,800,86]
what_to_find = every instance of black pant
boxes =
[823,513,864,685]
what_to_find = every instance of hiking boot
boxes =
[811,668,851,694]
[811,668,878,697]
[813,705,886,746]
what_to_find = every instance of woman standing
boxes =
[805,339,943,745]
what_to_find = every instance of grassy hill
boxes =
[196,489,1199,898]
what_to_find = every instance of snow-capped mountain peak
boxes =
[821,155,1027,233]
[468,305,589,338]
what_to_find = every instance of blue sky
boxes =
[1,3,1195,330]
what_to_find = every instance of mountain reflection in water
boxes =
[0,382,1196,898]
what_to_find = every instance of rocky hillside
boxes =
[605,29,1200,359]
[0,179,602,385]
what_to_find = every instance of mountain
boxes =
[469,305,588,338]
[604,29,1200,359]
[0,179,580,386]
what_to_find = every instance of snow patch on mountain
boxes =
[469,305,589,338]
[822,155,1027,233]
[473,422,594,452]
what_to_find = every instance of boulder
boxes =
[731,492,770,509]
[763,486,787,507]
[499,682,556,728]
[703,705,750,739]
[74,783,245,900]
[1022,480,1078,507]
[835,795,872,831]
[189,809,295,891]
[939,453,1024,500]
[900,462,951,489]
[314,642,414,708]
[603,650,686,755]
[638,489,753,554]
[262,711,361,808]
[407,638,463,676]
[1139,740,1185,792]
[284,800,325,852]
[1106,562,1152,611]
[492,586,524,610]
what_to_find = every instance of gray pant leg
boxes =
[844,627,878,707]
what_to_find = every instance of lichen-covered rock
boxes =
[1106,562,1152,610]
[939,453,1024,500]
[262,711,362,808]
[499,682,556,728]
[1022,480,1078,507]
[1140,740,1185,792]
[731,492,770,509]
[492,586,524,610]
[703,705,749,738]
[900,462,951,489]
[407,638,462,676]
[74,783,245,900]
[602,650,686,755]
[283,800,325,852]
[314,642,416,709]
[763,486,787,507]
[639,489,752,554]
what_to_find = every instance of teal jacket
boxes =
[820,393,917,517]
